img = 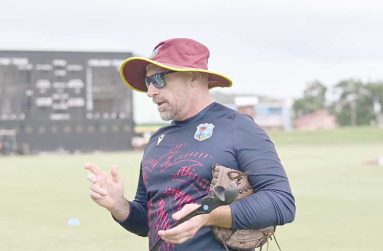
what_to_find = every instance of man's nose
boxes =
[147,83,159,97]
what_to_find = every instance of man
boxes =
[85,38,295,251]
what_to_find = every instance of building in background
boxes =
[212,92,292,131]
[294,109,337,130]
[0,50,134,154]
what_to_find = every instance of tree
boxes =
[293,81,327,118]
[365,82,383,125]
[330,79,375,126]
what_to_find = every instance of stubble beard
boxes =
[158,97,185,121]
[158,103,181,121]
[159,108,175,121]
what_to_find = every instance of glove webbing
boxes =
[259,233,282,251]
[220,230,282,251]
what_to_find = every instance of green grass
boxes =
[268,126,383,145]
[1,127,383,251]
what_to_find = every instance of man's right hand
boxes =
[84,163,130,222]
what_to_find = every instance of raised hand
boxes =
[84,163,130,221]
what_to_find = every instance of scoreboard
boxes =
[0,50,134,154]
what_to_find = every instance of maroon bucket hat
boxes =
[120,38,233,92]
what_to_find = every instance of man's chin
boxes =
[159,111,175,121]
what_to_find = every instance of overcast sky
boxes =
[1,0,382,123]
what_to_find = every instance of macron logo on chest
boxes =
[157,133,166,146]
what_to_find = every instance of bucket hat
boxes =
[120,38,232,92]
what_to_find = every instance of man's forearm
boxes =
[109,198,130,222]
[207,205,232,228]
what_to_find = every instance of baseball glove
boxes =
[210,164,280,251]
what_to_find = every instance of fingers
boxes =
[158,221,197,244]
[160,204,209,244]
[85,163,120,184]
[87,173,97,183]
[110,165,120,183]
[84,163,104,176]
[85,163,124,204]
[85,163,107,199]
[89,190,105,200]
[84,163,108,186]
[172,203,200,221]
[89,183,107,196]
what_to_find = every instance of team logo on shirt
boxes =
[194,123,215,141]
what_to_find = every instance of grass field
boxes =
[0,126,382,251]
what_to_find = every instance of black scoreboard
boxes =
[0,50,134,154]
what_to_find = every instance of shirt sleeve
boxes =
[229,114,296,230]
[114,166,149,236]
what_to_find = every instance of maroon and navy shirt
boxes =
[116,102,295,251]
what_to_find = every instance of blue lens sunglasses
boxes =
[144,70,176,89]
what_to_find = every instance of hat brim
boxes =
[120,57,233,92]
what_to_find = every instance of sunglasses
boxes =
[145,70,176,89]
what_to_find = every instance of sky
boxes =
[1,0,382,123]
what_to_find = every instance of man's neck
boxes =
[175,95,214,121]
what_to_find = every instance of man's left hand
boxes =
[158,203,210,244]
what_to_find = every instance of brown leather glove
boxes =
[210,164,277,251]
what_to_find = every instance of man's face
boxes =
[146,64,191,121]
